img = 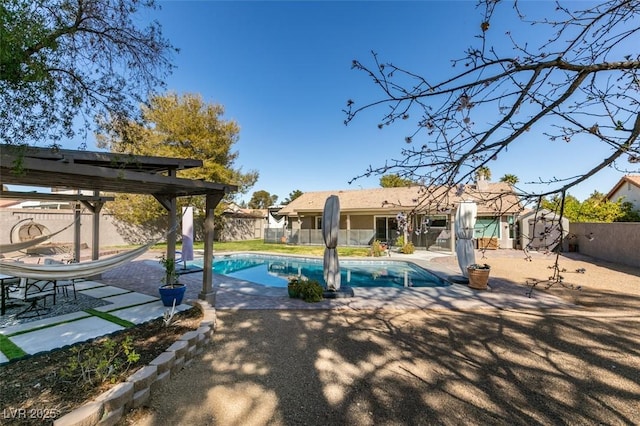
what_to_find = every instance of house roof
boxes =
[222,204,266,218]
[518,208,569,223]
[279,183,522,216]
[606,175,640,200]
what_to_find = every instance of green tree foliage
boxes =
[616,202,640,222]
[474,167,491,181]
[379,174,414,188]
[541,194,582,222]
[283,190,303,204]
[500,174,519,185]
[542,191,638,222]
[248,190,278,209]
[97,92,258,227]
[0,0,175,146]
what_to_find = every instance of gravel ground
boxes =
[121,251,640,426]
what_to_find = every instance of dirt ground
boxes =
[431,249,640,310]
[121,251,640,426]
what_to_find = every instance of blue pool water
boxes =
[202,254,449,289]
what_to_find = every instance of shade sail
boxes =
[455,201,477,277]
[322,195,341,291]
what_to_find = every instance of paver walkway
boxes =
[0,278,190,364]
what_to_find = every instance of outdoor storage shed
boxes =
[518,209,570,252]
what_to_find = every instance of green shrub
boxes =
[400,241,415,254]
[60,336,140,386]
[298,279,324,302]
[287,277,301,298]
[370,240,386,257]
[288,277,323,302]
[396,235,405,247]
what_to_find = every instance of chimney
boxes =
[476,174,489,191]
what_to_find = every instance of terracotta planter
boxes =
[467,267,490,290]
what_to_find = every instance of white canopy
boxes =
[322,195,341,291]
[455,201,477,277]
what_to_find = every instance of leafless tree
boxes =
[345,0,640,206]
[345,0,640,288]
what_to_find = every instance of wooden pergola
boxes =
[0,144,237,303]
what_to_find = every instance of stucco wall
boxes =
[569,222,640,268]
[0,209,131,252]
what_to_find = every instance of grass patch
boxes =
[195,240,372,257]
[114,239,372,257]
[0,334,27,360]
[85,309,136,328]
[8,314,94,337]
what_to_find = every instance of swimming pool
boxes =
[203,254,450,289]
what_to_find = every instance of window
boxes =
[375,216,399,244]
[474,217,500,239]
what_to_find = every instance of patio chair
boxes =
[43,258,78,300]
[6,278,56,318]
[1,273,21,315]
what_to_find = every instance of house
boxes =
[278,182,522,251]
[606,175,640,212]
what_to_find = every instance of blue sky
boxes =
[49,1,636,202]
[151,1,472,203]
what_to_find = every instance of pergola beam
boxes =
[0,190,114,203]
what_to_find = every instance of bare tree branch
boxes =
[345,0,640,203]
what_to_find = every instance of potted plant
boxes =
[287,277,301,298]
[286,277,323,302]
[158,255,186,307]
[467,263,490,290]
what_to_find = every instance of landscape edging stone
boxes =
[53,301,216,426]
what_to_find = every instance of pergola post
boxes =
[92,191,103,261]
[74,201,81,263]
[165,169,178,285]
[167,196,177,271]
[200,192,223,303]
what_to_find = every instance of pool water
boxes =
[204,254,449,289]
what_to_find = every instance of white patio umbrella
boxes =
[455,201,477,277]
[181,207,194,259]
[181,206,195,267]
[322,195,341,291]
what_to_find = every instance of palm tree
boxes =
[475,166,491,181]
[499,174,519,185]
